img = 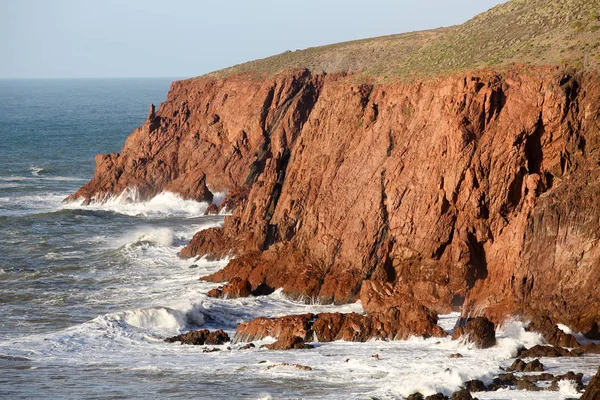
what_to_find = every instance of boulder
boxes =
[452,317,496,348]
[463,379,487,392]
[449,389,472,400]
[262,334,313,350]
[508,358,544,372]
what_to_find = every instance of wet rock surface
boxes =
[234,306,446,344]
[262,334,313,350]
[527,316,580,348]
[165,329,230,345]
[452,317,496,348]
[581,367,600,400]
[206,277,252,299]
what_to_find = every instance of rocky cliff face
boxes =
[70,66,600,334]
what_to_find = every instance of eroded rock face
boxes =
[452,317,496,348]
[206,277,253,299]
[233,306,445,344]
[72,66,600,331]
[581,367,600,400]
[527,316,580,348]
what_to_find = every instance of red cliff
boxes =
[69,65,600,334]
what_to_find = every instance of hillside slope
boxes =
[70,0,600,334]
[210,0,600,79]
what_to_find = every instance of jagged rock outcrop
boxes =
[527,316,580,347]
[581,367,600,400]
[234,306,445,344]
[453,317,496,348]
[72,64,600,333]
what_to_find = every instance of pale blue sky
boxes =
[1,0,507,79]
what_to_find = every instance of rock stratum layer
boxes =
[70,64,600,334]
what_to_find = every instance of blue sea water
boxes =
[0,79,598,400]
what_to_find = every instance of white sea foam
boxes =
[30,166,44,176]
[64,189,210,218]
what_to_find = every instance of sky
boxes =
[1,0,507,79]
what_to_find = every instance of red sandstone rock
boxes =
[71,66,600,331]
[179,228,233,260]
[217,185,250,213]
[581,367,600,400]
[204,203,219,215]
[527,316,580,348]
[233,306,445,344]
[452,317,496,349]
[262,334,313,350]
[234,314,314,343]
[206,277,252,299]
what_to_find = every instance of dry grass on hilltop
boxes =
[203,0,600,80]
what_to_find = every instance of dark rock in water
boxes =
[204,203,219,216]
[516,379,541,391]
[490,373,518,390]
[517,345,580,358]
[239,343,255,350]
[165,329,230,345]
[581,367,600,400]
[520,373,555,382]
[527,316,580,348]
[584,322,600,340]
[266,363,312,371]
[463,379,487,392]
[407,393,424,400]
[202,347,220,353]
[424,394,448,400]
[262,334,313,350]
[453,317,496,349]
[205,329,230,345]
[549,371,584,392]
[449,388,472,400]
[508,358,544,372]
[448,353,463,358]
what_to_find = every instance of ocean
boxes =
[0,78,598,400]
